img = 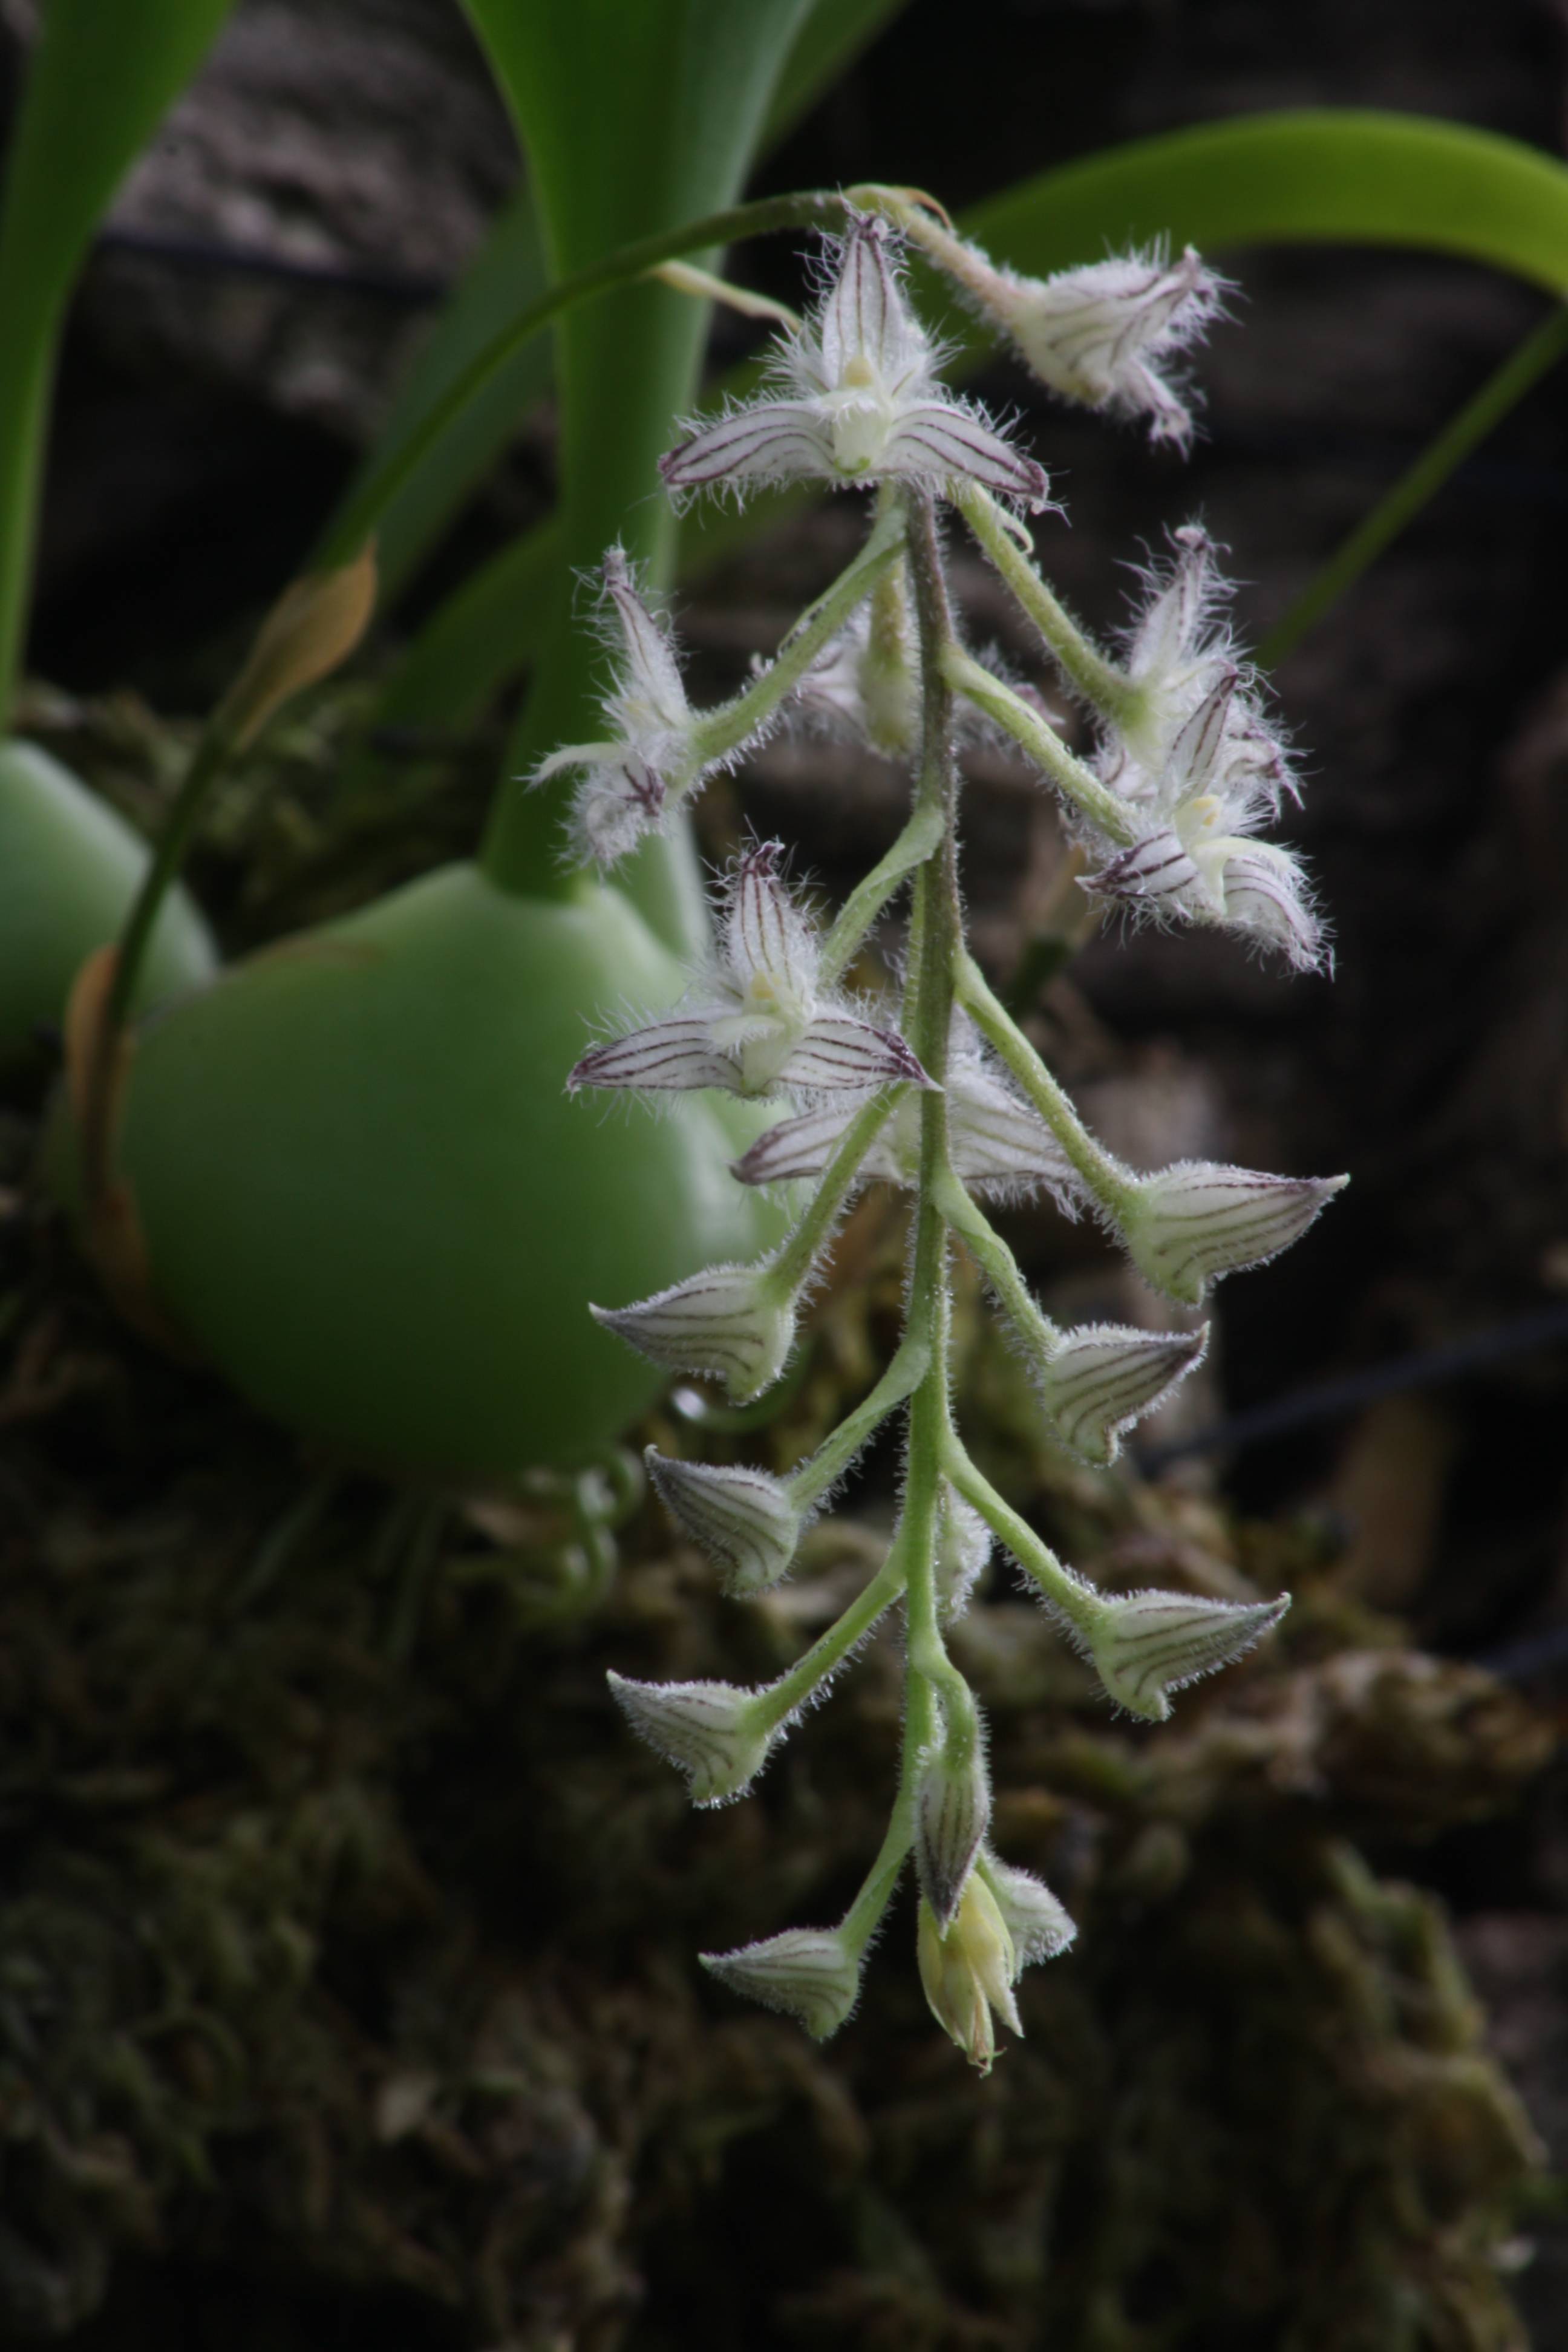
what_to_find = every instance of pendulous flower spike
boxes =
[700,1926,863,2040]
[551,188,1345,2062]
[645,1449,803,1596]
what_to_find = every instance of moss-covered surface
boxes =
[0,995,1553,2347]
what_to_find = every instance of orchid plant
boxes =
[555,205,1347,2071]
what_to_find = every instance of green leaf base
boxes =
[0,739,216,1068]
[108,864,782,1479]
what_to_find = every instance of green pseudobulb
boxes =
[116,862,784,1479]
[0,739,216,1065]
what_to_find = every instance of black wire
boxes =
[1135,1300,1568,1475]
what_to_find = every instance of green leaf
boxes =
[1259,305,1568,667]
[458,0,816,918]
[0,0,236,724]
[955,108,1568,298]
[339,180,550,604]
[322,0,907,606]
[765,0,907,141]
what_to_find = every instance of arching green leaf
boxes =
[0,0,236,723]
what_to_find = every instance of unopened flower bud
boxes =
[998,244,1227,451]
[592,1263,797,1403]
[1086,1588,1290,1722]
[700,1926,862,2039]
[917,1878,1021,2074]
[606,1672,775,1805]
[981,1857,1076,1968]
[1117,1159,1348,1305]
[933,1483,991,1621]
[1218,843,1324,970]
[915,1714,991,1927]
[533,549,704,868]
[1038,1322,1207,1466]
[645,1450,803,1596]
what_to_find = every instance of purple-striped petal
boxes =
[1038,1322,1206,1466]
[1120,1159,1348,1305]
[731,1103,867,1186]
[592,1264,797,1402]
[886,403,1050,507]
[916,1730,991,1929]
[819,215,904,384]
[607,1672,774,1805]
[701,1927,863,2039]
[948,1082,1080,1201]
[645,1451,803,1596]
[1083,827,1201,906]
[1087,1590,1289,1722]
[779,1013,932,1092]
[567,1018,739,1094]
[727,840,816,1004]
[1164,668,1236,800]
[660,401,829,492]
[600,547,687,725]
[1221,847,1323,970]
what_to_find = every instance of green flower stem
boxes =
[80,712,238,1203]
[787,1330,930,1513]
[863,553,918,756]
[1259,302,1568,668]
[895,485,970,1747]
[751,1540,908,1739]
[944,647,1135,843]
[942,1436,1107,1648]
[955,483,1146,737]
[935,1170,1061,1362]
[690,504,904,769]
[762,1087,900,1302]
[838,1667,929,1959]
[315,186,855,575]
[956,950,1137,1220]
[816,799,946,993]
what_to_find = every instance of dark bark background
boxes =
[4,2,1568,2346]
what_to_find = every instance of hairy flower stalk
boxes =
[558,207,1345,2065]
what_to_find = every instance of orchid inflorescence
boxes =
[546,202,1345,2071]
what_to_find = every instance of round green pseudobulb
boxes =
[0,739,217,1067]
[116,862,784,1480]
